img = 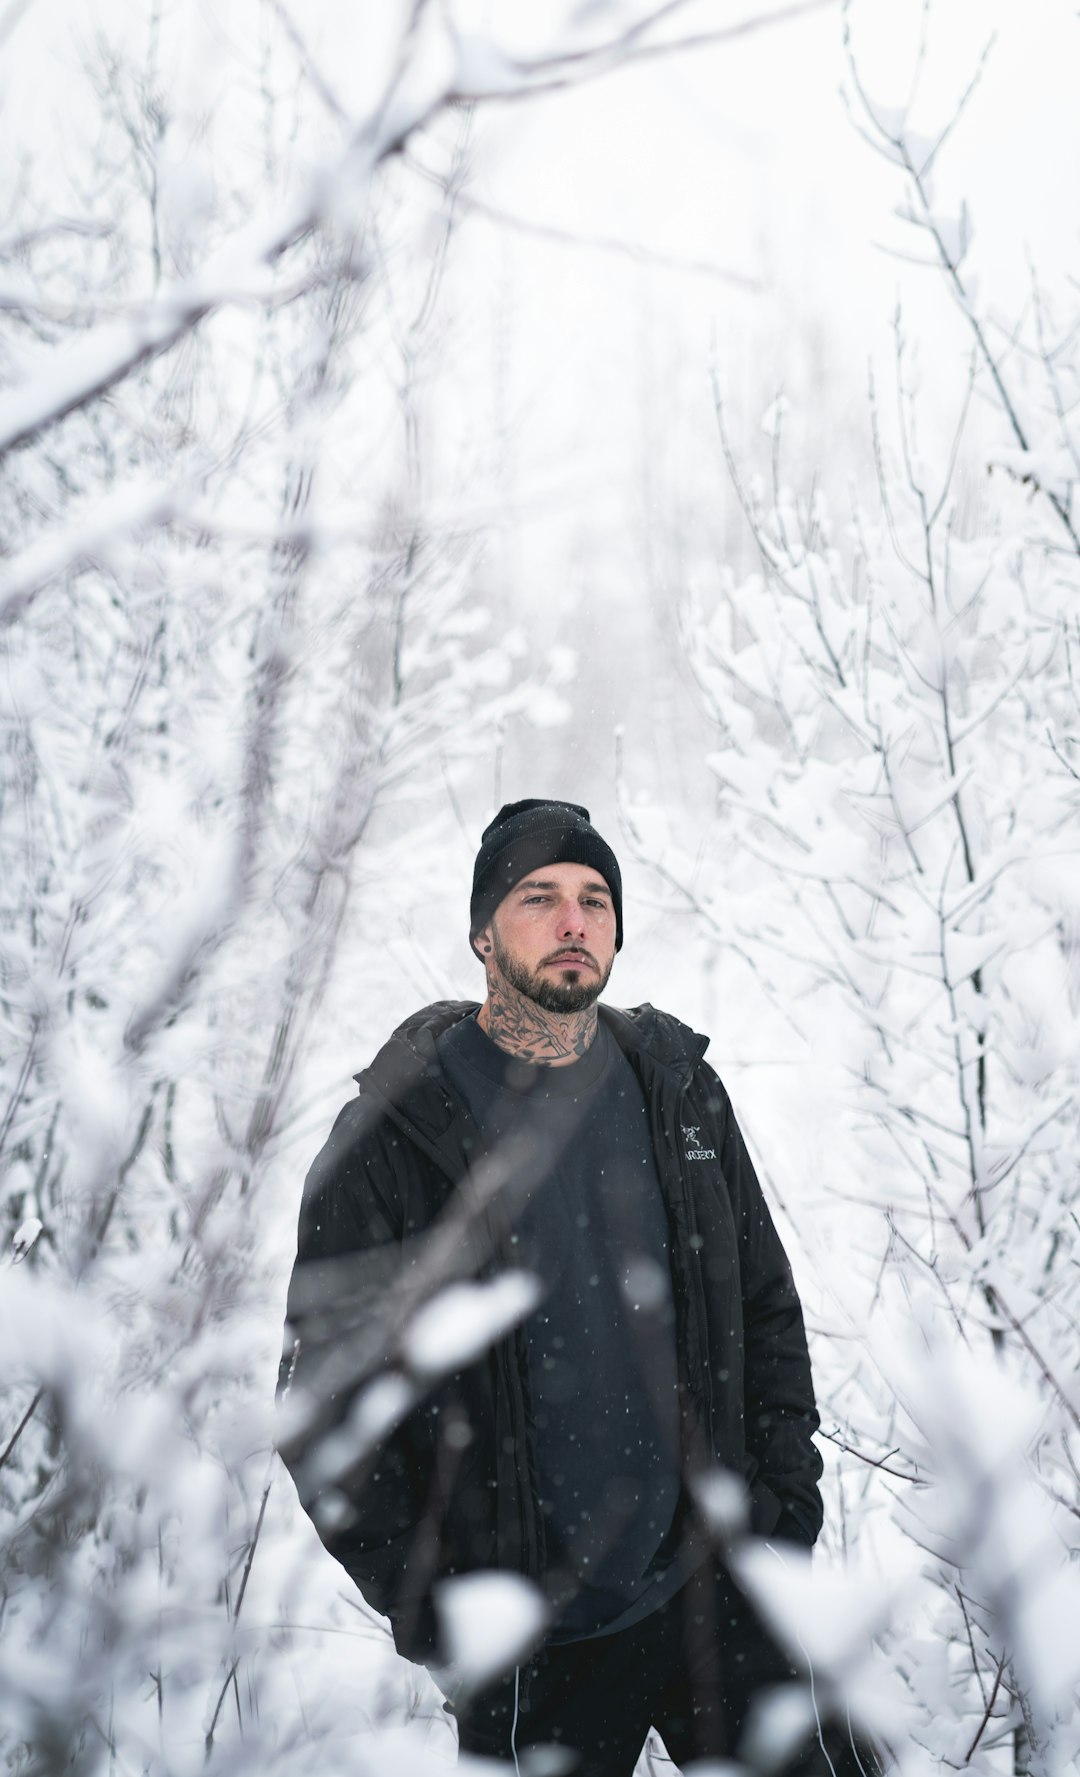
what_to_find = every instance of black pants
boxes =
[456,1560,873,1777]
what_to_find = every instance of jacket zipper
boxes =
[485,1179,544,1585]
[676,1073,718,1460]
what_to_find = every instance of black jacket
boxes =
[279,1001,822,1662]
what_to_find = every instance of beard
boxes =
[491,928,613,1014]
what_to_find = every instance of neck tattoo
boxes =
[479,975,598,1068]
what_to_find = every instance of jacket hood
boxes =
[600,1001,708,1082]
[354,1000,480,1154]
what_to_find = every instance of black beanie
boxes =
[469,798,623,957]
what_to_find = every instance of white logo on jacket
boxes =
[682,1124,717,1161]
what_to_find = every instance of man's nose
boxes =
[557,902,587,939]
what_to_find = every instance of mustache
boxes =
[541,948,600,971]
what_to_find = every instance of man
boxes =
[280,799,842,1775]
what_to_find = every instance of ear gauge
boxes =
[484,945,492,954]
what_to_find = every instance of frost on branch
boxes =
[434,1571,549,1693]
[634,298,1080,1765]
[10,1216,42,1262]
[404,1271,543,1379]
[0,3,715,1771]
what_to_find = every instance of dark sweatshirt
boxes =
[437,1014,696,1640]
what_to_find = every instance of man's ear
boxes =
[471,924,494,960]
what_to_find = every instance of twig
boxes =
[204,1658,240,1758]
[818,1426,922,1483]
[481,0,841,102]
[964,1650,1006,1762]
[0,1386,44,1471]
[418,181,758,289]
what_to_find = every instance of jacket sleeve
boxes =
[707,1068,824,1546]
[277,1095,441,1655]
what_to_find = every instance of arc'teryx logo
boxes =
[682,1124,717,1161]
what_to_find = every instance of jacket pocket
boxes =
[748,1476,783,1538]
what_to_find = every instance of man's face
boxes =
[482,861,617,1014]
